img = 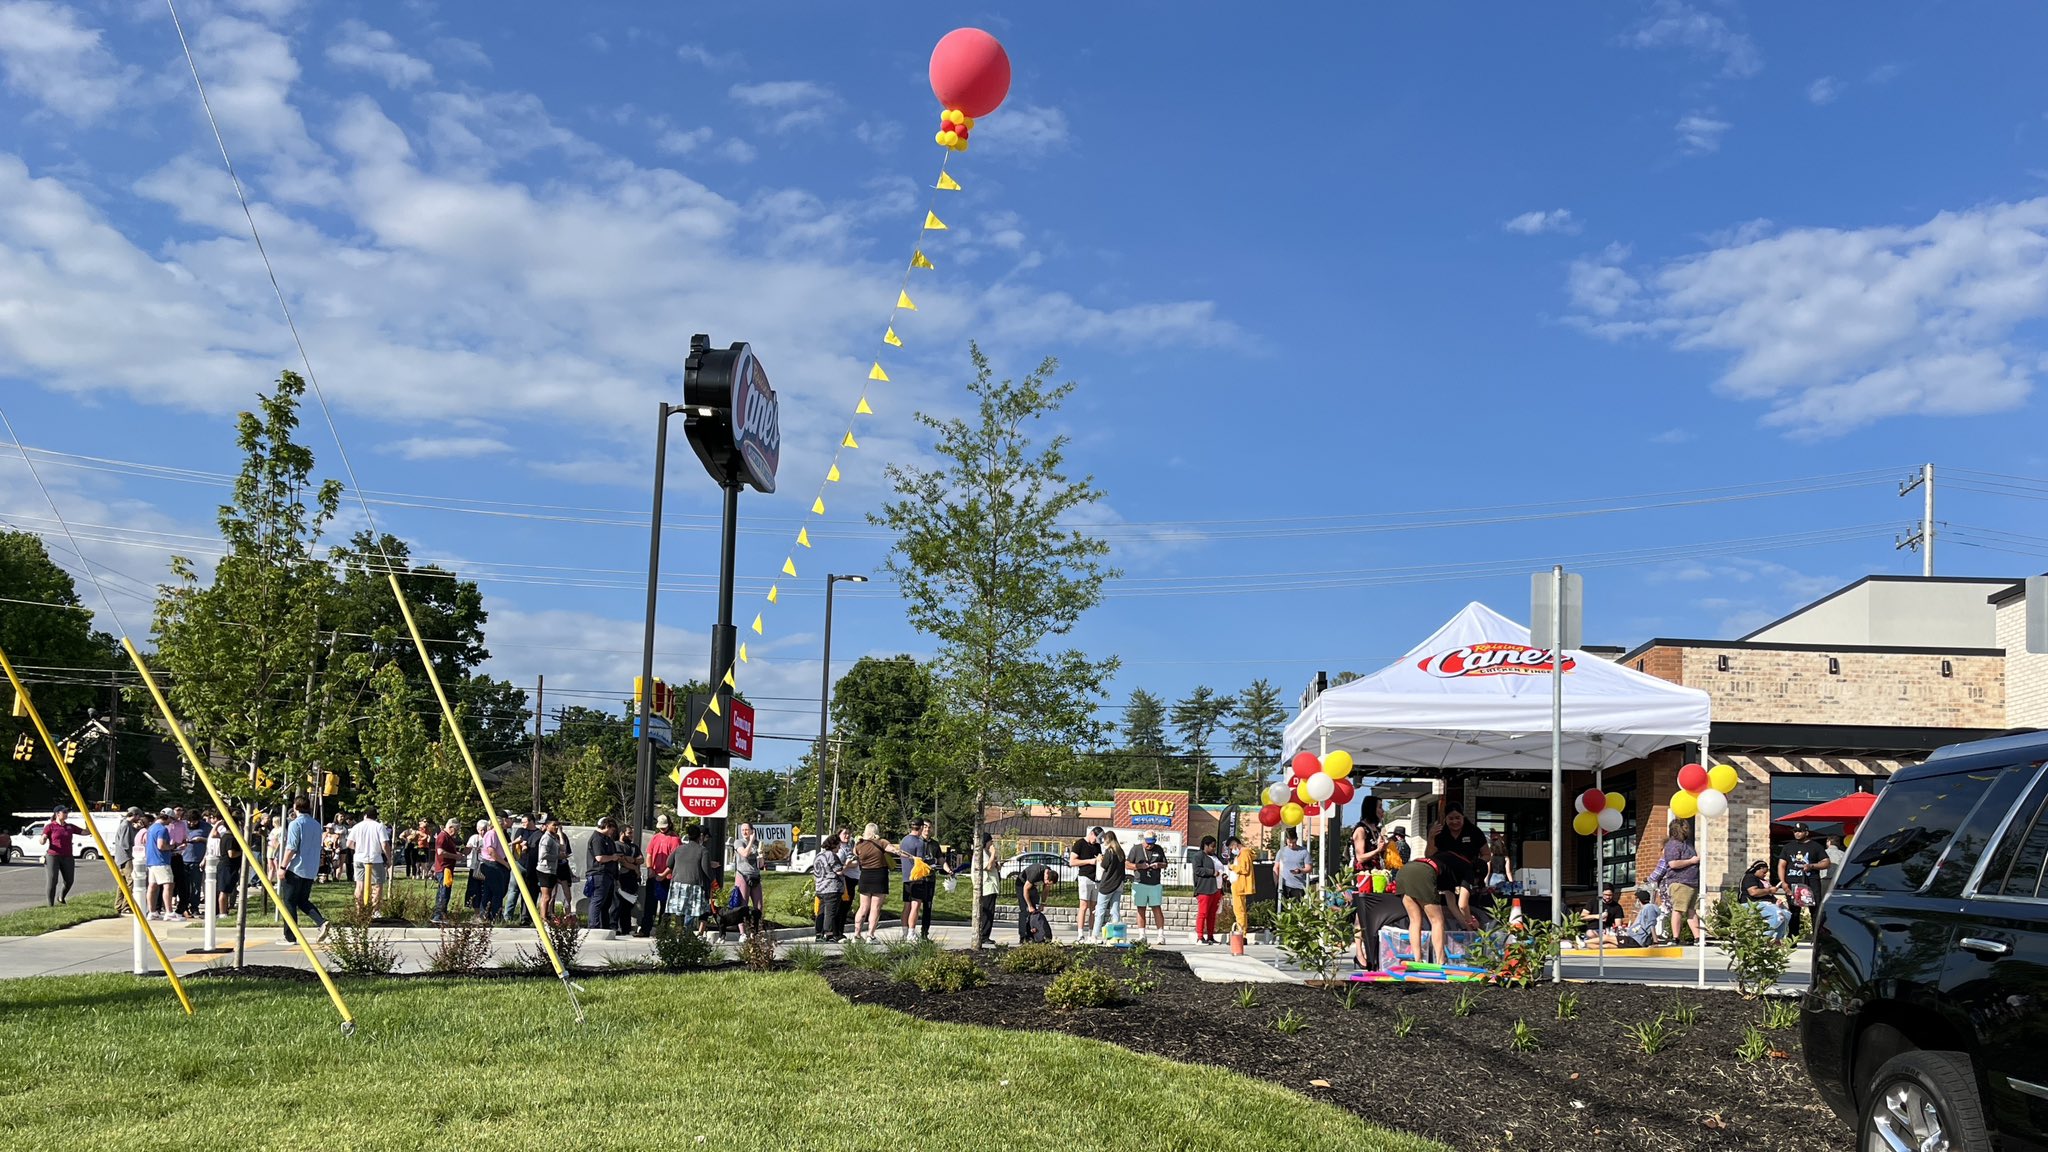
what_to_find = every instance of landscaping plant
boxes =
[1625,1015,1673,1056]
[785,943,827,974]
[654,917,714,971]
[998,943,1071,975]
[324,901,399,975]
[739,929,779,972]
[1509,1018,1539,1052]
[1709,897,1794,998]
[1393,1005,1417,1038]
[1468,897,1563,989]
[907,951,988,994]
[1452,987,1482,1018]
[1555,988,1581,1021]
[1274,883,1358,985]
[425,910,492,974]
[1273,1008,1308,1035]
[1234,984,1260,1010]
[1736,1024,1769,1063]
[1044,965,1122,1010]
[1668,995,1701,1028]
[1761,998,1800,1030]
[515,909,583,973]
[841,939,890,973]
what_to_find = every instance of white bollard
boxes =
[131,870,147,975]
[202,865,217,952]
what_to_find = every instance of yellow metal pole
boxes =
[121,638,355,1032]
[0,645,193,1014]
[387,575,578,1015]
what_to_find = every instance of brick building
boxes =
[1994,579,2048,729]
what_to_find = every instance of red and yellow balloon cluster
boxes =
[1570,788,1626,837]
[929,28,1010,151]
[1668,762,1740,820]
[1258,750,1356,828]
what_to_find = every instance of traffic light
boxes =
[9,691,24,718]
[323,770,339,797]
[10,734,33,762]
[635,676,676,721]
[60,739,78,763]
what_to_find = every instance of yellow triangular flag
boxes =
[695,718,710,737]
[767,584,779,604]
[924,211,946,231]
[826,464,840,482]
[869,362,890,382]
[683,745,698,765]
[883,327,902,347]
[668,767,681,785]
[797,527,811,548]
[708,695,722,716]
[911,249,934,270]
[936,171,961,191]
[722,669,736,689]
[842,431,859,449]
[750,613,763,635]
[738,642,749,663]
[782,557,797,577]
[856,397,873,415]
[897,290,916,311]
[813,496,826,514]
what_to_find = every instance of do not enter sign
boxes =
[679,766,729,819]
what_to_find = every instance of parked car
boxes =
[997,851,1076,883]
[1803,728,2048,1151]
[9,811,124,861]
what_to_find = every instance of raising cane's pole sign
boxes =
[1418,642,1576,678]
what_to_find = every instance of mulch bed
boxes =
[826,948,1847,1152]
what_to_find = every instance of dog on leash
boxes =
[703,906,759,941]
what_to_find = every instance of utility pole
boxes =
[102,674,118,806]
[530,675,543,814]
[1897,464,1934,576]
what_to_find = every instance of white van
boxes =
[9,810,128,862]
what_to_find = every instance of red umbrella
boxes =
[1777,792,1878,831]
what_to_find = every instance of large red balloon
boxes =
[1580,788,1607,813]
[1677,762,1710,795]
[1257,804,1283,828]
[1290,752,1321,781]
[1331,778,1356,806]
[929,28,1011,118]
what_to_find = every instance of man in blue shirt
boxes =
[144,809,178,921]
[276,795,330,944]
[898,819,935,942]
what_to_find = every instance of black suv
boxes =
[1805,730,2048,1151]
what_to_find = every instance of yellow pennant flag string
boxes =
[924,211,947,231]
[883,327,902,347]
[911,249,934,270]
[683,745,697,765]
[696,718,711,737]
[843,432,859,449]
[751,614,764,635]
[813,497,826,515]
[856,397,873,415]
[897,290,917,312]
[797,527,811,548]
[782,557,798,577]
[766,585,779,604]
[0,645,194,1017]
[739,642,749,663]
[707,695,721,716]
[937,171,961,191]
[723,669,736,689]
[869,362,890,382]
[827,464,841,482]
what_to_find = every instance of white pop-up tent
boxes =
[1282,602,1710,770]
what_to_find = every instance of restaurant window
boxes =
[1769,774,1863,848]
[1598,773,1638,889]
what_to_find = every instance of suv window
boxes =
[1837,768,2009,895]
[1973,763,2048,900]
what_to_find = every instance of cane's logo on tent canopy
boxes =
[1418,643,1576,678]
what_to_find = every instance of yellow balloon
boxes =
[958,115,975,130]
[1708,763,1740,794]
[1669,790,1699,820]
[1572,811,1599,836]
[1281,802,1306,827]
[1323,750,1354,780]
[1296,778,1317,805]
[1604,791,1625,813]
[934,130,949,145]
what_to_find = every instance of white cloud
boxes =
[1649,428,1693,445]
[384,436,511,460]
[677,43,742,70]
[327,19,434,88]
[1567,199,2048,433]
[716,137,757,164]
[1503,209,1580,236]
[854,120,903,151]
[1622,0,1762,78]
[973,104,1069,157]
[190,14,316,159]
[657,126,714,155]
[1676,112,1730,154]
[977,284,1238,348]
[0,0,132,122]
[1807,76,1841,105]
[727,80,836,132]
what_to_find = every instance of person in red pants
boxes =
[1191,835,1225,944]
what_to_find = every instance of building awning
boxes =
[1721,754,1907,785]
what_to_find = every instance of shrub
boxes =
[425,910,492,974]
[1274,887,1357,983]
[885,937,939,982]
[1668,995,1701,1028]
[841,938,890,973]
[1509,1018,1540,1052]
[907,951,988,994]
[375,884,436,925]
[324,902,398,975]
[1245,901,1277,933]
[1556,988,1581,1020]
[1625,1016,1673,1056]
[515,910,584,973]
[1234,984,1260,1009]
[1273,1008,1308,1035]
[654,918,714,971]
[1044,965,1122,1010]
[779,883,816,924]
[1710,898,1794,998]
[1468,898,1564,989]
[738,930,778,971]
[1761,998,1800,1031]
[998,943,1071,975]
[1737,1024,1769,1063]
[785,943,827,974]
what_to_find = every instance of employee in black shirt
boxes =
[1776,823,1830,938]
[1016,861,1059,943]
[1432,807,1486,926]
[1069,827,1102,944]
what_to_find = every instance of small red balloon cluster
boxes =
[1257,750,1356,828]
[928,27,1010,150]
[934,109,975,152]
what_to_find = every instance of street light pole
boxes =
[814,573,867,837]
[632,401,680,935]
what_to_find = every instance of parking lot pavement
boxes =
[0,857,117,917]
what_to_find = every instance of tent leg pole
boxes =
[1699,736,1710,990]
[1550,564,1564,985]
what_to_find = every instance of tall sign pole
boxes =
[1533,568,1582,983]
[632,402,679,935]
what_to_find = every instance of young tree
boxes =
[1226,678,1288,805]
[873,346,1119,944]
[1120,689,1171,789]
[1170,685,1232,804]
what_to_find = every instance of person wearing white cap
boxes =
[1129,832,1167,943]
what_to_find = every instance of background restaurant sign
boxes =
[1111,789,1189,835]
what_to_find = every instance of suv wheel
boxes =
[1860,1050,1991,1152]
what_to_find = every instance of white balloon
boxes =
[1597,807,1623,833]
[1304,772,1335,803]
[1266,783,1290,806]
[1695,789,1730,819]
[1573,795,1588,815]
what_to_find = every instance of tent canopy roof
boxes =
[1283,602,1712,774]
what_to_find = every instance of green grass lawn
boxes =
[0,874,449,936]
[0,970,1441,1152]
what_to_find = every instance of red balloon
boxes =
[1331,778,1356,806]
[1291,751,1321,781]
[1580,788,1606,813]
[929,28,1011,119]
[1257,804,1283,828]
[1678,762,1710,794]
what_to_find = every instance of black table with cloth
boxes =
[1351,892,1554,970]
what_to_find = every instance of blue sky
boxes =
[5,1,2048,772]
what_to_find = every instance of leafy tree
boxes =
[873,346,1119,944]
[357,663,432,822]
[1119,689,1171,788]
[153,371,341,802]
[827,655,937,830]
[1170,685,1232,804]
[557,744,616,825]
[0,531,124,812]
[1226,678,1288,805]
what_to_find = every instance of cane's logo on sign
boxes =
[1418,643,1575,678]
[730,346,780,494]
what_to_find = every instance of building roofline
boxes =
[1708,721,2013,755]
[1736,574,2022,642]
[1617,637,2002,664]
[1990,579,2035,607]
